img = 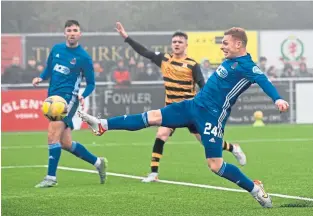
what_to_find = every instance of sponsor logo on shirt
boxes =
[216,65,228,78]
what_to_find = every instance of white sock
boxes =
[94,157,101,168]
[100,119,108,130]
[250,184,260,196]
[46,175,57,181]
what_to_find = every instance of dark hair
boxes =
[224,27,248,47]
[172,31,188,40]
[64,20,80,28]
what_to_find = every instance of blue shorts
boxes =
[160,100,224,158]
[50,93,79,130]
[164,103,198,135]
[169,124,198,136]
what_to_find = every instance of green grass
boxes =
[2,124,313,216]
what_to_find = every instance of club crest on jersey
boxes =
[252,66,263,74]
[216,65,228,78]
[231,62,238,69]
[70,58,76,65]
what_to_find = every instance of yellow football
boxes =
[41,95,68,121]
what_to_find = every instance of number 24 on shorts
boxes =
[203,122,223,138]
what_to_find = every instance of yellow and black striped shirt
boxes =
[125,37,205,105]
[152,53,204,104]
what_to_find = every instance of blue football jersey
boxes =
[194,53,281,127]
[40,43,95,100]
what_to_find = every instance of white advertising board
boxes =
[296,83,313,124]
[260,31,313,69]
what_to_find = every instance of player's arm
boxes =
[242,65,289,111]
[124,37,163,67]
[115,22,163,67]
[81,56,95,98]
[32,47,54,86]
[242,65,281,102]
[192,63,205,88]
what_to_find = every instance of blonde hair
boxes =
[224,27,248,47]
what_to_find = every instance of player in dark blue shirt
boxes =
[115,22,246,183]
[32,20,107,188]
[79,27,289,207]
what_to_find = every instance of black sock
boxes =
[222,140,234,152]
[151,138,165,173]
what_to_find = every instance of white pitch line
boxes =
[2,124,312,136]
[2,138,313,150]
[2,165,313,202]
[1,165,47,169]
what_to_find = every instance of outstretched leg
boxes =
[79,100,193,136]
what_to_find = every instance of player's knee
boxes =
[208,163,220,173]
[207,158,223,173]
[156,133,169,141]
[209,163,221,173]
[147,110,162,125]
[47,121,65,144]
[60,140,72,150]
[60,128,72,150]
[47,129,61,144]
[156,129,171,141]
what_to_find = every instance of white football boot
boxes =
[232,144,247,166]
[35,177,57,188]
[251,180,273,208]
[97,157,108,184]
[78,111,106,136]
[141,172,159,183]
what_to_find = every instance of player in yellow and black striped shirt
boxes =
[115,22,246,182]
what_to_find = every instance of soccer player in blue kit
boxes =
[79,27,289,207]
[32,20,107,188]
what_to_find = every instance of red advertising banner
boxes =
[1,35,23,72]
[1,89,49,131]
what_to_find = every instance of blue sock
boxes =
[108,112,149,131]
[216,162,254,192]
[67,141,97,165]
[47,143,62,177]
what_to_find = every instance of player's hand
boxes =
[32,77,43,87]
[275,99,289,112]
[115,22,128,39]
[78,95,85,111]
